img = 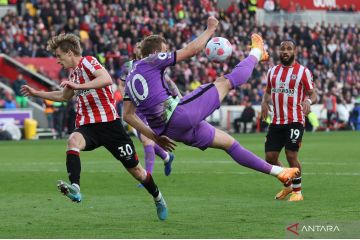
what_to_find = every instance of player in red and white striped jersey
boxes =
[21,33,172,220]
[261,40,318,202]
[70,55,118,127]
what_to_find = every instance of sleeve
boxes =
[147,51,176,70]
[266,68,272,92]
[82,56,104,74]
[302,68,314,91]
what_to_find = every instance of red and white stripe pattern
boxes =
[266,62,314,125]
[69,56,118,127]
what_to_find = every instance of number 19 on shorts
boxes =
[290,128,300,140]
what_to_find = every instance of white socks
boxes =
[270,165,283,176]
[249,48,262,62]
[163,153,170,163]
[72,183,80,192]
[154,191,162,202]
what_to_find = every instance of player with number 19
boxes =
[261,40,318,201]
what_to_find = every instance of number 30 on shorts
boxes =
[118,144,134,157]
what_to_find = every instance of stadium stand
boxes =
[0,0,359,136]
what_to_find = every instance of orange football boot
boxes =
[275,186,293,200]
[250,33,269,62]
[288,192,304,202]
[277,167,300,185]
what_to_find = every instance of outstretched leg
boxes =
[210,128,299,184]
[214,33,269,103]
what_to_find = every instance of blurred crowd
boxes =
[0,0,359,132]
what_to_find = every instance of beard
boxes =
[280,54,295,66]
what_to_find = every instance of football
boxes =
[205,37,233,62]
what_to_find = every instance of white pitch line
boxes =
[0,168,359,176]
[1,160,359,166]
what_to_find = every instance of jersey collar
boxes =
[281,61,298,68]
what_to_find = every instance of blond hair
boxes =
[46,33,82,56]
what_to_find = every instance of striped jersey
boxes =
[69,56,118,127]
[266,62,314,125]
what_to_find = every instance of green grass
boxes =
[0,131,359,238]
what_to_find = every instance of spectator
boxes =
[53,101,67,139]
[233,101,255,133]
[322,91,337,131]
[4,91,17,109]
[44,99,54,129]
[0,0,358,109]
[0,0,8,6]
[12,74,28,108]
[349,101,360,130]
[0,88,6,108]
[188,77,201,91]
[65,98,76,134]
[248,0,257,19]
[273,0,282,12]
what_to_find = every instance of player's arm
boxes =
[123,101,176,152]
[21,85,74,101]
[261,90,272,121]
[261,70,273,120]
[301,69,317,115]
[176,16,218,62]
[119,80,126,97]
[307,88,317,105]
[60,69,113,90]
[165,76,182,98]
[123,100,157,141]
[302,88,317,115]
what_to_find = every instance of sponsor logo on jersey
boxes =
[75,89,92,97]
[271,88,295,96]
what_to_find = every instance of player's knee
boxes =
[265,153,279,164]
[214,76,231,89]
[285,151,298,161]
[214,76,227,83]
[142,137,154,146]
[67,134,81,149]
[128,165,146,181]
[287,156,300,167]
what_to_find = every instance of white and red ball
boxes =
[205,37,233,62]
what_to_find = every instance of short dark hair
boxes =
[281,39,297,46]
[141,35,167,58]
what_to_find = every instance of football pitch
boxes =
[0,131,359,238]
